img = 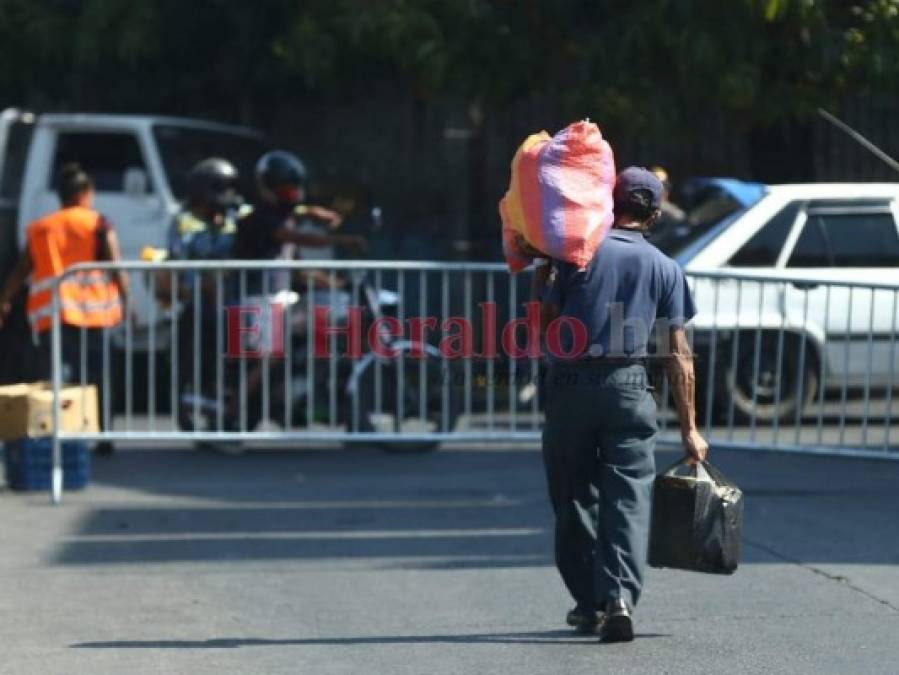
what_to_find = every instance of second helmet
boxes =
[255,150,307,206]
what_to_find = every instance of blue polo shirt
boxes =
[546,228,696,359]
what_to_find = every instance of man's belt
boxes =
[554,356,649,367]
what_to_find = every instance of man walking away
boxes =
[541,166,708,642]
[0,163,129,455]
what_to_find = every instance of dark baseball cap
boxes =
[613,166,663,211]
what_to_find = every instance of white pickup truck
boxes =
[0,108,269,370]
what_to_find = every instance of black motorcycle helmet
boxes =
[186,157,239,212]
[255,150,307,206]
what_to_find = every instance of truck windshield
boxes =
[153,124,270,201]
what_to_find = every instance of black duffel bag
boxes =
[648,458,743,574]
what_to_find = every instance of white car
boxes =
[664,181,899,422]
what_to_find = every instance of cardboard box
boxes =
[0,382,98,440]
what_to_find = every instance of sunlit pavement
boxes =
[2,442,898,674]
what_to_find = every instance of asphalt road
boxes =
[2,442,898,674]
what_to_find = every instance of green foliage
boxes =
[0,0,897,134]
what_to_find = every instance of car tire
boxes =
[724,334,818,425]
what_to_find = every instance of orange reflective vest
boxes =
[26,206,122,333]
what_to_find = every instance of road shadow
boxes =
[71,630,671,649]
[53,447,557,568]
[47,446,899,568]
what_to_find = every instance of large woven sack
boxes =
[499,120,616,272]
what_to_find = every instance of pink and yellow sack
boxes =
[499,120,616,272]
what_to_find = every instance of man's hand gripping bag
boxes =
[649,459,744,574]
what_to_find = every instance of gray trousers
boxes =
[542,362,657,613]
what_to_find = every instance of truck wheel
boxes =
[724,334,818,424]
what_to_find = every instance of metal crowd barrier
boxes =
[46,261,899,503]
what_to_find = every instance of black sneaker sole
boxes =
[601,614,634,643]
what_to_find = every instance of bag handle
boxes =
[695,461,711,482]
[661,457,686,476]
[661,457,714,482]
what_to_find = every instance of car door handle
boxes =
[791,281,819,291]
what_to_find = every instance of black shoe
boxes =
[94,441,115,456]
[566,606,601,633]
[599,599,634,643]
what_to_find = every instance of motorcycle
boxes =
[176,209,459,453]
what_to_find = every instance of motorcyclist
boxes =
[230,151,367,430]
[165,158,242,427]
[234,150,366,294]
[169,157,240,264]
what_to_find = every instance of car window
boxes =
[788,211,899,268]
[654,189,742,256]
[787,217,831,267]
[822,212,899,267]
[51,132,149,192]
[728,201,799,267]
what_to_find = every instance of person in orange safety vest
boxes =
[0,163,129,454]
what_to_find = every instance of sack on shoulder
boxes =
[648,458,743,575]
[498,120,616,272]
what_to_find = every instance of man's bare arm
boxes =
[541,297,558,337]
[530,263,551,302]
[297,205,343,230]
[665,326,709,463]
